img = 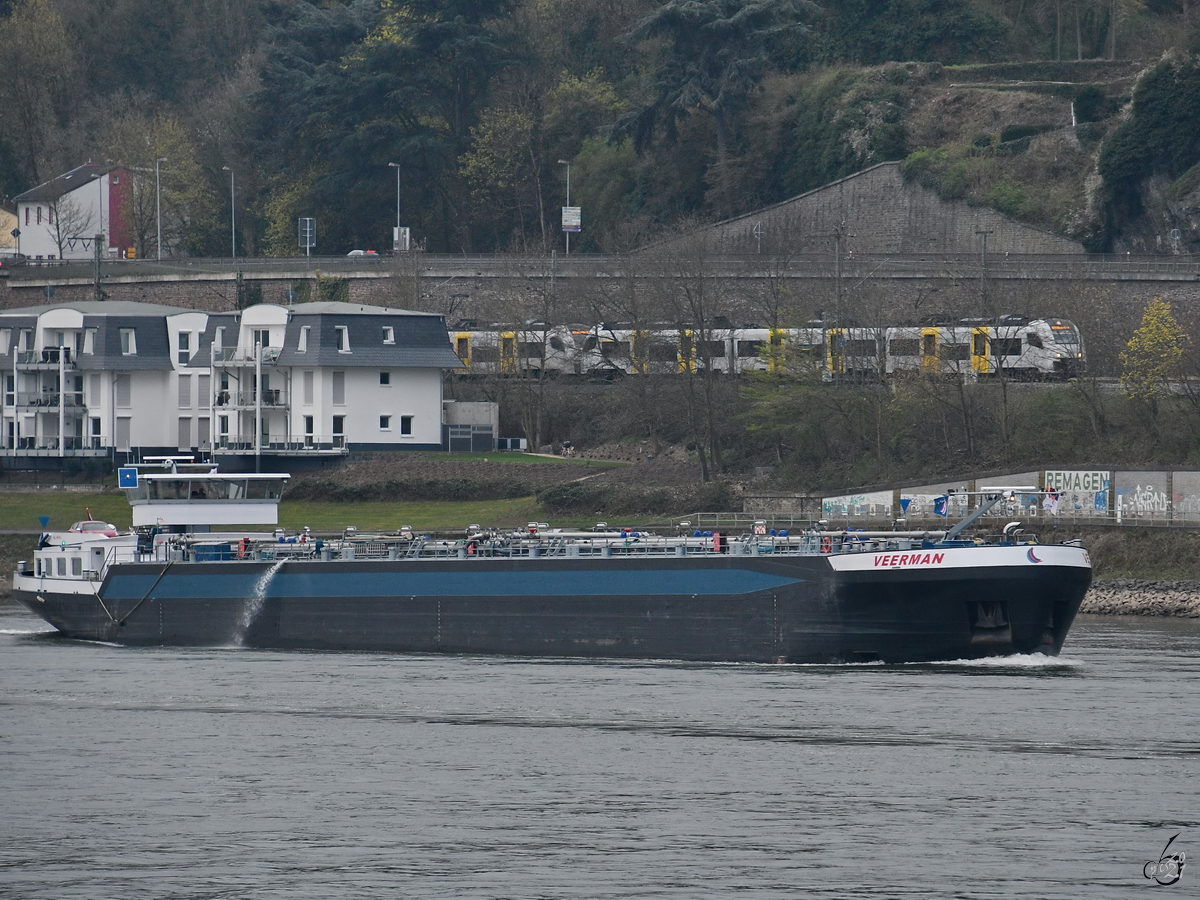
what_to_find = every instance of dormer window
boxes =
[120,328,137,355]
[382,326,394,344]
[336,326,350,352]
[177,332,190,365]
[298,326,310,352]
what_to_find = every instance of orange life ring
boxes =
[820,536,832,554]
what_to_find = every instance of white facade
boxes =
[0,301,464,462]
[13,164,123,261]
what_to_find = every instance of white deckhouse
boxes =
[0,300,466,467]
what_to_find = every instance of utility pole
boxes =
[156,157,167,260]
[93,234,105,302]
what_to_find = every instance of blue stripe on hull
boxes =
[102,567,802,601]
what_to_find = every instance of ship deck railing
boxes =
[138,530,956,564]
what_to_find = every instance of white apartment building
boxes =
[0,300,466,467]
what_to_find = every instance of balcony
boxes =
[211,346,281,366]
[15,348,77,369]
[0,435,108,457]
[13,390,87,409]
[214,389,289,409]
[213,434,348,456]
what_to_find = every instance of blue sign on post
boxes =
[38,516,50,530]
[118,467,139,488]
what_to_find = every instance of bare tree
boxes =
[47,193,98,259]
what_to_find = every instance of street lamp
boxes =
[557,159,571,255]
[388,162,401,250]
[222,166,235,258]
[155,157,167,261]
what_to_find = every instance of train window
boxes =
[455,337,469,359]
[1026,333,1044,349]
[972,334,987,356]
[649,343,676,362]
[518,341,545,359]
[889,339,920,356]
[474,347,499,363]
[582,336,597,351]
[992,338,1021,356]
[703,341,725,358]
[941,344,969,361]
[737,340,763,358]
[922,334,937,356]
[601,341,628,359]
[845,340,878,356]
[549,336,565,351]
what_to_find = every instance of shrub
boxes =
[998,123,1056,143]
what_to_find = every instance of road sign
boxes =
[118,467,139,488]
[298,217,316,253]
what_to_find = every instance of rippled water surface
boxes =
[1,606,1197,899]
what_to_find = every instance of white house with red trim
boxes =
[13,163,133,261]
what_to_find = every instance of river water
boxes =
[1,605,1196,899]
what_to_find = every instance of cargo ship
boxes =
[12,462,1091,663]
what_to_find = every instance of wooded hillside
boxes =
[0,0,1197,256]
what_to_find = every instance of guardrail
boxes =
[5,251,1200,284]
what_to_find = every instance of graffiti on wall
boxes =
[1044,470,1110,514]
[822,490,892,518]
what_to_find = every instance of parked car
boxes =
[346,249,379,257]
[67,520,119,538]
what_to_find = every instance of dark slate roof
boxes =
[0,300,195,317]
[78,315,173,370]
[0,304,175,370]
[14,163,115,205]
[192,304,461,369]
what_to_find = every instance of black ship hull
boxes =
[15,549,1091,663]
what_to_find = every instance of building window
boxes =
[380,415,391,430]
[335,326,350,352]
[332,371,345,406]
[111,174,120,184]
[178,374,192,409]
[83,328,96,354]
[382,326,394,344]
[177,332,190,365]
[24,208,28,226]
[332,415,345,448]
[254,328,271,350]
[36,207,41,225]
[120,329,136,355]
[379,371,390,386]
[298,326,309,352]
[400,415,413,436]
[214,326,225,354]
[198,374,211,409]
[0,329,9,354]
[115,375,132,408]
